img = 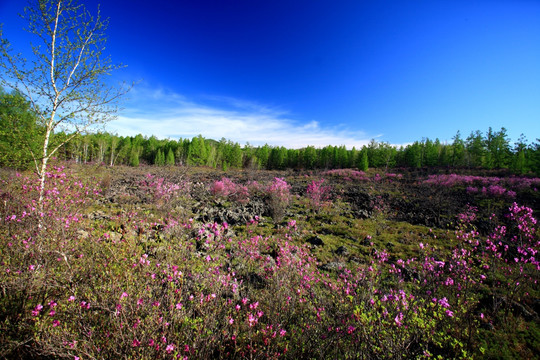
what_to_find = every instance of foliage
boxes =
[0,88,42,170]
[0,164,539,359]
[0,0,129,207]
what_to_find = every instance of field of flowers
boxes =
[1,163,538,359]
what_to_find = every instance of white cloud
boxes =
[108,86,374,149]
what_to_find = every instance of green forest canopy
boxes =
[2,88,540,174]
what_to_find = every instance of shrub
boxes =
[306,179,331,211]
[265,177,291,222]
[210,177,249,204]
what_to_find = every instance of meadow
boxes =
[0,163,538,359]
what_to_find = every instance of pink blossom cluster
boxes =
[210,177,250,204]
[306,179,331,209]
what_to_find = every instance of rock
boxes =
[335,245,349,255]
[319,262,347,272]
[306,236,324,246]
[110,231,122,242]
[76,229,90,240]
[88,210,110,221]
[361,237,372,246]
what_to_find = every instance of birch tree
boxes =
[0,0,129,208]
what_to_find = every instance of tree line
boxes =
[2,87,540,174]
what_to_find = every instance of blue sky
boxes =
[1,0,539,148]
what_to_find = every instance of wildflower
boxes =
[248,313,257,326]
[438,297,450,308]
[166,344,175,353]
[446,310,454,317]
[52,320,60,327]
[120,292,128,299]
[132,339,141,347]
[68,296,76,302]
[175,303,183,310]
[32,304,43,316]
[229,317,234,325]
[394,312,404,327]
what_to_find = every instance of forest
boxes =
[1,87,539,175]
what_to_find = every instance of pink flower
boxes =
[228,317,234,325]
[52,320,60,327]
[32,304,43,316]
[132,339,141,347]
[166,344,175,353]
[248,313,257,326]
[68,296,76,302]
[175,303,183,310]
[394,313,404,327]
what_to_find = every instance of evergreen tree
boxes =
[465,130,485,167]
[359,150,369,171]
[154,149,165,165]
[130,148,139,167]
[451,131,465,167]
[187,135,208,166]
[166,148,175,166]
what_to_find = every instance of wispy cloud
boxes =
[109,86,374,149]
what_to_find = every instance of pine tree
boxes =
[130,148,139,167]
[166,148,175,166]
[359,151,369,171]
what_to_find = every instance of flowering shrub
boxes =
[265,177,291,222]
[322,169,368,182]
[306,179,331,211]
[140,174,188,209]
[423,174,540,197]
[1,167,538,359]
[210,177,250,204]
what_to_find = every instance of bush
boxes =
[265,177,291,222]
